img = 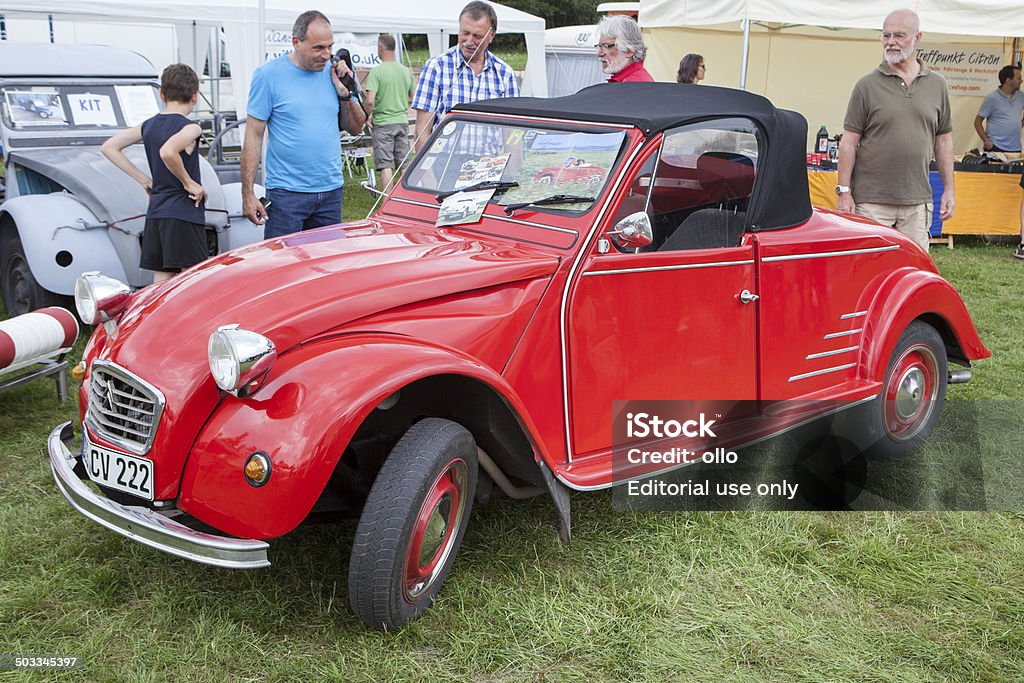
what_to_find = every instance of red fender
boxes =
[860,268,989,383]
[177,333,546,539]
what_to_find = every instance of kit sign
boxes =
[916,43,1003,96]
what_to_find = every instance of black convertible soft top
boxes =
[455,82,812,231]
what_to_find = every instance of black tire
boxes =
[348,418,478,630]
[846,320,948,459]
[1,237,66,317]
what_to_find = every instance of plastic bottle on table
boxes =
[816,124,829,154]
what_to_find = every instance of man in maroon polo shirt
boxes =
[596,15,654,83]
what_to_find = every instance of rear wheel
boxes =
[348,418,477,630]
[847,321,947,459]
[1,237,65,316]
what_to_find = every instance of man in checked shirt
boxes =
[411,1,520,153]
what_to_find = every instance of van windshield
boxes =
[1,83,161,131]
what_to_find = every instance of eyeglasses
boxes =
[594,42,617,51]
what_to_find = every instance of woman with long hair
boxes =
[677,54,706,84]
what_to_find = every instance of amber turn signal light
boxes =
[244,452,272,487]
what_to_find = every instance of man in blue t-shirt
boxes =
[241,10,366,238]
[974,65,1023,153]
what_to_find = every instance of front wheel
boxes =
[1,237,65,317]
[846,320,948,459]
[348,418,478,630]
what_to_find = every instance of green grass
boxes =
[1,238,1023,681]
[401,47,528,72]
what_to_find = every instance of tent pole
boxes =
[739,19,750,90]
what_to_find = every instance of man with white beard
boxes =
[594,15,653,83]
[836,8,954,252]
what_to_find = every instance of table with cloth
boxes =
[807,165,1023,243]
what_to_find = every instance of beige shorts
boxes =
[856,202,934,252]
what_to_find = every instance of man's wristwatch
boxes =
[835,185,851,196]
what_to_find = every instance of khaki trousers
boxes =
[856,202,933,252]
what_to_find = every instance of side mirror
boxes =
[606,211,653,250]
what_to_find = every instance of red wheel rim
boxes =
[882,343,939,441]
[403,458,468,603]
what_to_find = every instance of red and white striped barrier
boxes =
[0,307,79,373]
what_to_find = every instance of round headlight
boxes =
[208,325,277,395]
[74,272,131,324]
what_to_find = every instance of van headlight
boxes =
[208,324,277,396]
[75,272,131,324]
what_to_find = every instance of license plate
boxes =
[84,437,154,501]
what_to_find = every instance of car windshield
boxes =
[0,83,161,131]
[404,118,627,214]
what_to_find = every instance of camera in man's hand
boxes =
[332,48,358,93]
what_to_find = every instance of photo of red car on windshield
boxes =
[532,156,606,185]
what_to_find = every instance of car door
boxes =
[565,118,762,459]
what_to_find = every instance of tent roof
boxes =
[0,0,544,34]
[639,0,1024,38]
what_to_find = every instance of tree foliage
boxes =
[499,0,600,28]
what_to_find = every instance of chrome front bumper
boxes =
[47,422,270,569]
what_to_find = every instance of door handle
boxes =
[739,289,759,304]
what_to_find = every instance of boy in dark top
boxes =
[102,63,208,283]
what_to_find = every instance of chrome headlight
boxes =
[74,272,131,324]
[208,324,277,396]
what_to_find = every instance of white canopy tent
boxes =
[641,0,1024,37]
[544,24,604,97]
[0,0,547,117]
[638,0,1023,153]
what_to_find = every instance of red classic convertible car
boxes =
[48,83,988,630]
[532,156,606,185]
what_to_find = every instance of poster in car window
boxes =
[5,90,67,126]
[67,93,117,126]
[116,86,160,126]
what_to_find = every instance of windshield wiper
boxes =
[435,180,519,203]
[503,194,596,215]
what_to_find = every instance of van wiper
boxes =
[435,180,519,203]
[503,194,596,215]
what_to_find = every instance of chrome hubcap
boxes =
[895,368,925,419]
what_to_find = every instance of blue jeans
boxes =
[264,187,343,239]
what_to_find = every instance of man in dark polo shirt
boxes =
[836,8,954,253]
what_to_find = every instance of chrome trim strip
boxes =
[805,345,859,360]
[560,139,649,463]
[388,197,436,210]
[788,363,857,382]
[48,423,270,569]
[582,259,755,276]
[555,395,878,491]
[85,360,165,456]
[840,311,868,319]
[824,328,862,340]
[386,197,579,236]
[762,245,899,262]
